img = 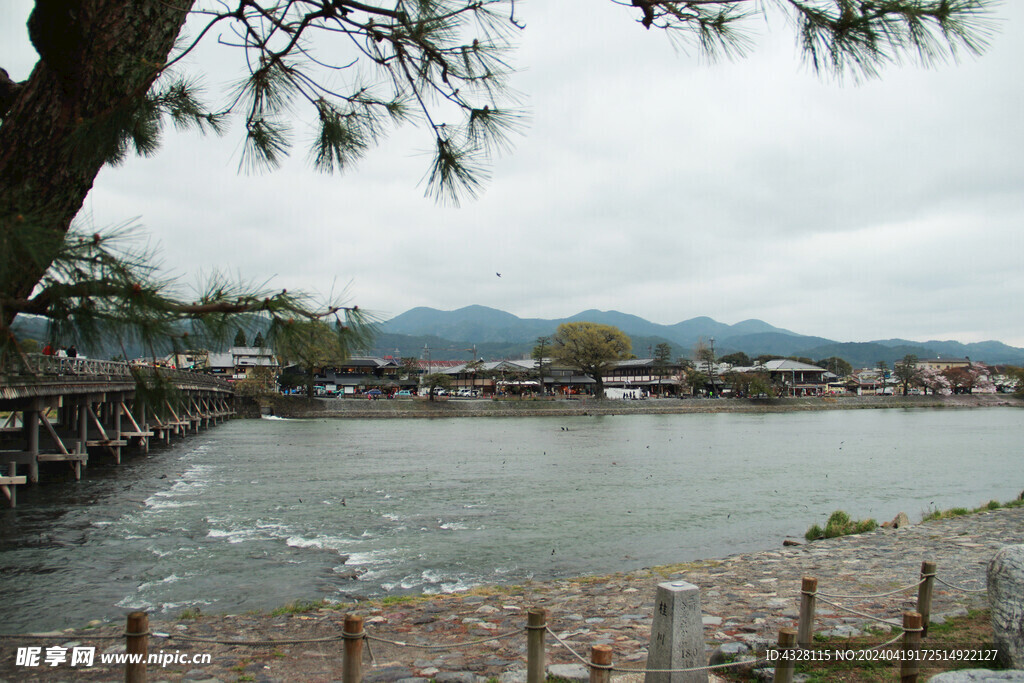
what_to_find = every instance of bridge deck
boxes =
[1,355,235,507]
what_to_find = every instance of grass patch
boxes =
[653,559,721,577]
[379,594,426,607]
[923,496,1024,522]
[805,511,877,541]
[269,599,328,616]
[177,607,202,620]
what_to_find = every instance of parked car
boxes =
[396,390,414,397]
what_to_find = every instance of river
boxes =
[1,407,1021,633]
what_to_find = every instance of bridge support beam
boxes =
[2,357,234,503]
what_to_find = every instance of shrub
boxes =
[805,510,877,541]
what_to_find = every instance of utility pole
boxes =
[709,337,717,398]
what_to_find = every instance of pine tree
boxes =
[0,1,998,365]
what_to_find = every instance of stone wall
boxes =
[250,393,1021,420]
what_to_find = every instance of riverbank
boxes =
[3,506,1019,682]
[248,393,1022,419]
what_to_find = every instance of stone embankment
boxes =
[4,507,1021,682]
[251,393,1021,420]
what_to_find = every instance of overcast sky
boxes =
[4,1,1022,347]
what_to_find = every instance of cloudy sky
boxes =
[4,1,1022,346]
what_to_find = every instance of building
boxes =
[916,357,972,372]
[760,359,828,396]
[207,346,279,382]
[603,358,683,396]
[313,357,406,395]
[163,350,209,370]
[441,357,686,397]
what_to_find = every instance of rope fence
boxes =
[0,558,989,683]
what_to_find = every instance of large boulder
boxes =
[989,545,1024,668]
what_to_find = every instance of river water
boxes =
[1,407,1021,633]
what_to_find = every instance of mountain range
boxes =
[373,305,1024,368]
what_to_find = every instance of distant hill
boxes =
[381,306,799,351]
[377,306,1024,366]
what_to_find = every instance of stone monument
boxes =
[644,581,708,683]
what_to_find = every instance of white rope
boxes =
[544,626,592,667]
[869,631,907,651]
[815,596,902,629]
[366,629,519,650]
[812,577,925,600]
[935,576,987,593]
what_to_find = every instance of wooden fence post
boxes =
[917,561,936,638]
[797,576,817,648]
[590,644,612,683]
[527,608,547,683]
[125,611,149,683]
[343,614,364,683]
[901,611,922,683]
[773,628,796,683]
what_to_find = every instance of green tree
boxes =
[723,369,773,398]
[893,354,922,395]
[816,356,853,378]
[0,1,997,362]
[653,342,673,377]
[400,357,422,381]
[252,331,265,348]
[693,339,717,396]
[234,328,247,347]
[684,367,709,397]
[719,351,751,367]
[551,322,631,399]
[234,364,277,398]
[274,318,371,399]
[423,372,453,401]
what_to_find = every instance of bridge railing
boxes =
[2,354,233,392]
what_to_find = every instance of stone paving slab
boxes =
[2,507,1021,681]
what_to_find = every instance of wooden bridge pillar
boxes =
[26,403,40,483]
[3,357,233,501]
[113,396,123,463]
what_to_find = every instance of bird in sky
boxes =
[496,272,502,277]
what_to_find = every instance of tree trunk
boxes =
[0,0,193,328]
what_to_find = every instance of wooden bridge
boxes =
[0,355,235,507]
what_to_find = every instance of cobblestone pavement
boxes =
[2,507,1020,682]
